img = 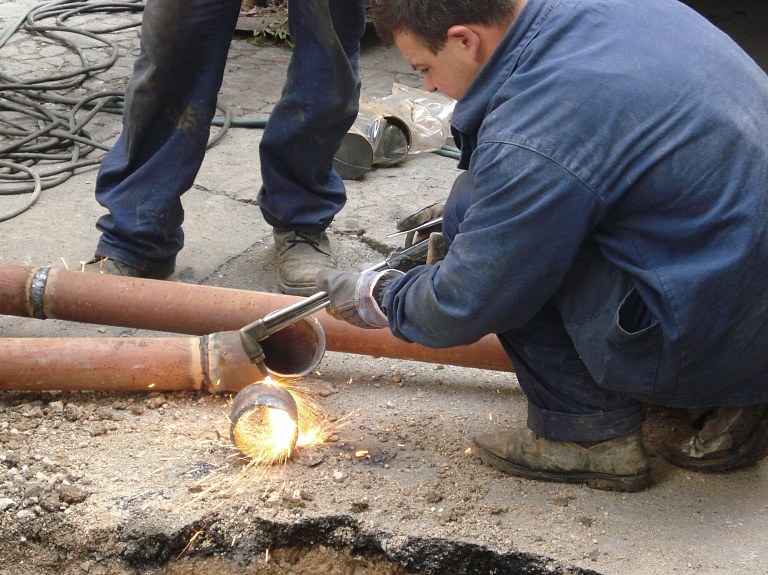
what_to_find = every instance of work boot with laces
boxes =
[274,230,336,296]
[664,403,768,472]
[473,428,651,492]
[80,256,175,280]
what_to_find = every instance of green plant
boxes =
[251,5,293,48]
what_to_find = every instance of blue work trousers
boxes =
[444,173,645,442]
[94,0,365,270]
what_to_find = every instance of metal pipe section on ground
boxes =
[0,263,513,372]
[0,331,267,394]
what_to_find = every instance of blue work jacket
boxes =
[380,0,768,406]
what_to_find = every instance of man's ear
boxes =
[446,25,483,61]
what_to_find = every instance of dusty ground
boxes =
[1,1,768,574]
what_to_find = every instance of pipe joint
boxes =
[29,266,49,319]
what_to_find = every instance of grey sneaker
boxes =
[473,428,651,492]
[80,256,175,280]
[664,403,768,472]
[274,230,337,296]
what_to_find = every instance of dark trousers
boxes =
[94,0,365,270]
[444,172,646,442]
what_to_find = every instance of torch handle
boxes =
[241,234,433,343]
[259,259,388,334]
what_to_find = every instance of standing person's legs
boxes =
[92,0,241,277]
[259,0,366,295]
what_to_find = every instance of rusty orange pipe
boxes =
[0,331,265,394]
[0,263,513,372]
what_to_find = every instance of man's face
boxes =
[394,30,481,101]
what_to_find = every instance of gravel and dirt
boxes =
[1,1,768,574]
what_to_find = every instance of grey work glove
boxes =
[316,268,405,329]
[396,201,445,243]
[396,202,447,264]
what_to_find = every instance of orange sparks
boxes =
[185,376,345,510]
[230,377,334,464]
[286,381,337,449]
[231,403,297,464]
[177,529,204,559]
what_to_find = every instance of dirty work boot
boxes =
[473,428,651,492]
[80,256,175,280]
[664,403,768,472]
[274,230,336,296]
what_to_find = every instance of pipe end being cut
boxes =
[229,382,299,461]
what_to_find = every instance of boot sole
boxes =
[665,414,768,472]
[474,441,652,492]
[128,263,175,280]
[276,276,321,297]
[85,258,175,280]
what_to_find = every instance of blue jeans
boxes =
[444,172,645,442]
[94,0,365,270]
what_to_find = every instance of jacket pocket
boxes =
[602,287,662,399]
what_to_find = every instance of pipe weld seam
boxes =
[200,334,211,394]
[29,267,49,320]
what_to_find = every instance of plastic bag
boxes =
[333,84,456,179]
[374,83,455,154]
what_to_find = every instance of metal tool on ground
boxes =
[386,217,443,239]
[391,214,442,250]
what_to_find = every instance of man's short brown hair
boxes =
[372,0,519,53]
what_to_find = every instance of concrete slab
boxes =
[1,2,767,574]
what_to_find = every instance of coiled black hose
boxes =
[0,0,458,223]
[0,0,147,221]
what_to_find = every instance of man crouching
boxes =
[317,0,768,492]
